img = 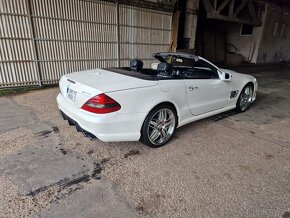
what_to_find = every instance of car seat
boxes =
[130,59,143,72]
[157,62,173,78]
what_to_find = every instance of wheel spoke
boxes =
[158,110,163,120]
[160,129,167,140]
[158,109,166,121]
[164,118,174,127]
[150,129,160,142]
[149,120,158,128]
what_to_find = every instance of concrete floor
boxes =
[0,63,290,217]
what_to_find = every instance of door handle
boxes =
[188,86,198,91]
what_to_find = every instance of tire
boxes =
[236,84,253,112]
[140,104,177,148]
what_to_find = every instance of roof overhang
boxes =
[98,0,175,12]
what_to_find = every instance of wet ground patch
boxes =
[59,148,68,155]
[124,149,140,158]
[35,125,60,138]
[27,162,103,198]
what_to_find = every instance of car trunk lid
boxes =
[59,68,159,108]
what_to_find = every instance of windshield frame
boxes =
[153,52,223,79]
[154,52,199,63]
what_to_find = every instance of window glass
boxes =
[164,56,194,67]
[158,55,219,79]
[240,24,254,35]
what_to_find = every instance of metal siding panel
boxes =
[118,4,171,67]
[1,0,171,87]
[0,0,38,87]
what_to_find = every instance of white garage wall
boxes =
[0,0,172,87]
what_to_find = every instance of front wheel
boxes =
[140,105,177,148]
[236,84,253,112]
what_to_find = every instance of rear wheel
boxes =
[236,84,253,112]
[140,105,177,148]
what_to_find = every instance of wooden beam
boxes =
[169,10,180,52]
[229,0,235,16]
[248,0,257,20]
[202,0,214,12]
[234,0,249,17]
[203,0,261,26]
[217,0,232,12]
[207,13,260,25]
[214,0,217,10]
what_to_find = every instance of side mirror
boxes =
[222,72,232,81]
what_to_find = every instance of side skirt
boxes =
[178,105,236,128]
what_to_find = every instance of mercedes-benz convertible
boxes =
[57,52,257,147]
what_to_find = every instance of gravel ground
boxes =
[0,175,34,217]
[1,63,290,217]
[0,175,60,217]
[0,128,36,157]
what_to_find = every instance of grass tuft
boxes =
[0,84,58,97]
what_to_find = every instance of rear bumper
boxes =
[57,93,145,142]
[60,110,97,140]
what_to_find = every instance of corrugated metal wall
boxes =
[119,4,172,67]
[0,0,172,88]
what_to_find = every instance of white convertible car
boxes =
[57,52,257,147]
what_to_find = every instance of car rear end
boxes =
[57,69,158,142]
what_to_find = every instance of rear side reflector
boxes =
[81,93,121,114]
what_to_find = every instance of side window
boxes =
[193,60,219,79]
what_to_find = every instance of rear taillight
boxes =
[81,93,121,114]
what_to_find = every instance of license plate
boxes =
[66,86,77,102]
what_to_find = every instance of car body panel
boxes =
[59,68,159,109]
[221,68,258,103]
[65,68,159,93]
[57,54,258,142]
[57,93,144,141]
[184,79,231,115]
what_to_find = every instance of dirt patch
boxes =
[87,149,94,155]
[264,153,274,160]
[0,128,36,157]
[60,148,68,155]
[0,175,59,217]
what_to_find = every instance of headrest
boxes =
[157,62,172,72]
[130,59,143,71]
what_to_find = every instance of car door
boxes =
[183,62,231,115]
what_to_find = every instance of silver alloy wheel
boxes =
[147,108,176,146]
[239,86,253,111]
